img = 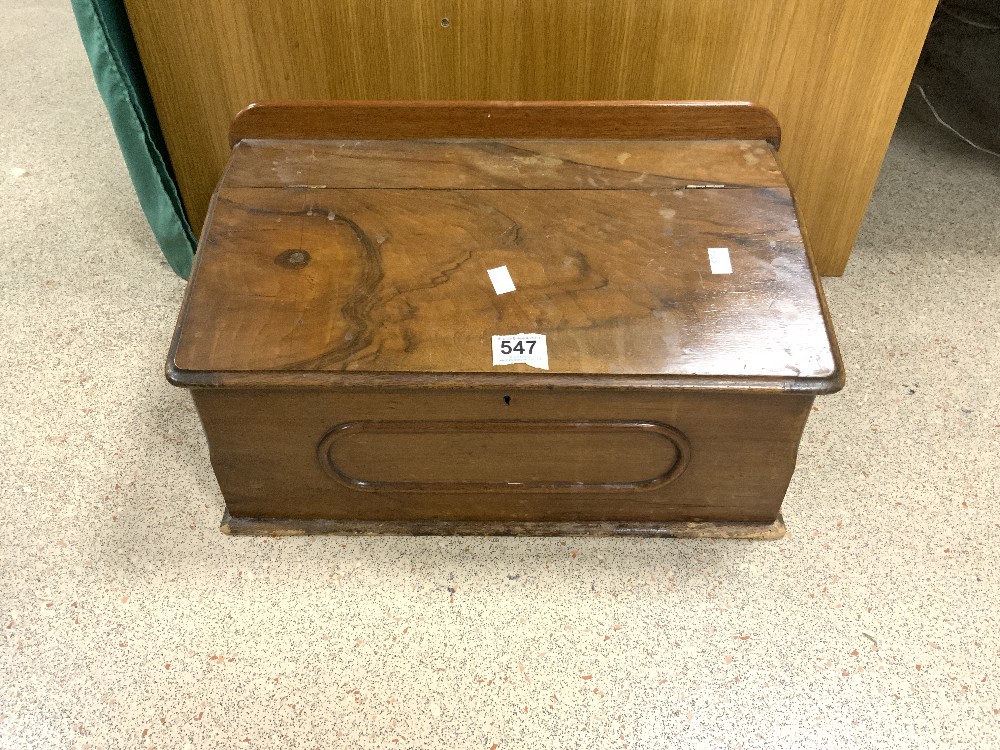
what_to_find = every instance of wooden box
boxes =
[167,101,843,538]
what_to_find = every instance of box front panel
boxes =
[193,388,813,524]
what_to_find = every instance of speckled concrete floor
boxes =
[2,3,999,749]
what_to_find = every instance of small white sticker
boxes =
[492,333,548,370]
[487,265,517,295]
[708,247,732,274]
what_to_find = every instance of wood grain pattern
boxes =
[223,138,787,190]
[123,0,937,274]
[169,140,841,392]
[228,100,781,147]
[318,420,690,492]
[193,388,812,524]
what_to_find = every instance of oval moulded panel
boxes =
[317,421,690,493]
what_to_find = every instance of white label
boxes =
[492,333,548,370]
[707,247,732,274]
[487,265,516,295]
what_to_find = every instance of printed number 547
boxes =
[500,339,536,355]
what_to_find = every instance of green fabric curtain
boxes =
[71,0,195,278]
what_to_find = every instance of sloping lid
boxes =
[169,138,842,392]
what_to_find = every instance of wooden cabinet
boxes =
[167,102,842,537]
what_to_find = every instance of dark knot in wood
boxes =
[275,249,311,268]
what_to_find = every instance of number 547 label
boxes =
[491,333,549,370]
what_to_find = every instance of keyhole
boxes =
[503,395,511,406]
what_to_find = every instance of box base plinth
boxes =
[220,511,786,540]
